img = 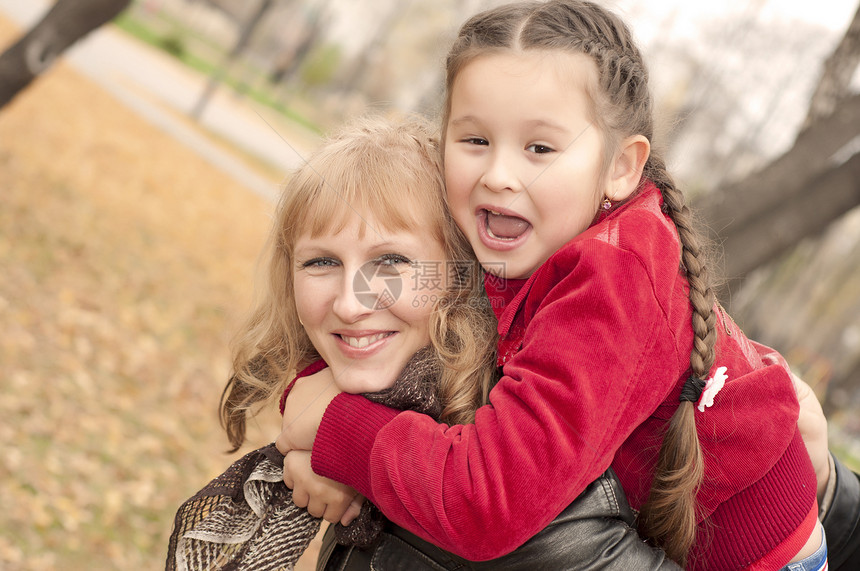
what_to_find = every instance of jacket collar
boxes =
[485,180,661,362]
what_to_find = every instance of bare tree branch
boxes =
[695,92,860,226]
[695,94,860,296]
[716,153,860,287]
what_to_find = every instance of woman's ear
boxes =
[608,135,650,201]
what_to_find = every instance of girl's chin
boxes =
[479,261,529,280]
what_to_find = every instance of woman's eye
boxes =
[526,143,555,154]
[301,257,339,269]
[377,254,412,267]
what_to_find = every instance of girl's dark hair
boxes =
[443,1,716,565]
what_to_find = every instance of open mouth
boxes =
[478,208,532,247]
[483,208,531,240]
[338,332,394,349]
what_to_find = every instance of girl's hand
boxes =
[283,449,364,524]
[792,372,830,501]
[276,368,341,454]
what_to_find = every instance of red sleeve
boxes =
[312,245,681,560]
[311,393,400,495]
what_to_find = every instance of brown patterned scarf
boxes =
[165,347,442,571]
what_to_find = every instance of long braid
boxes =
[647,156,718,380]
[638,156,717,566]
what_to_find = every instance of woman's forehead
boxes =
[299,200,438,240]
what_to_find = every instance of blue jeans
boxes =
[780,526,827,571]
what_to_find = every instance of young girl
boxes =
[278,2,827,569]
[196,116,675,570]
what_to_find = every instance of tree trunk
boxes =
[270,2,328,85]
[338,1,410,95]
[190,0,274,120]
[802,2,860,129]
[0,0,132,110]
[695,93,860,232]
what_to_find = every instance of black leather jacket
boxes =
[316,468,680,571]
[317,455,860,571]
[825,454,860,571]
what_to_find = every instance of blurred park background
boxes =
[1,0,860,568]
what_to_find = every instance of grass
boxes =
[114,11,221,79]
[0,14,325,570]
[112,9,323,134]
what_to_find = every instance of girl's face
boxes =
[292,213,447,394]
[444,51,607,279]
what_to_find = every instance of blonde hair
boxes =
[443,2,716,565]
[220,116,498,451]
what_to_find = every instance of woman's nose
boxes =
[332,262,401,322]
[331,273,375,323]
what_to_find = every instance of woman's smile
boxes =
[335,330,396,352]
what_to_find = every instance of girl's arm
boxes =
[277,365,340,451]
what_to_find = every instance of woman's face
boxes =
[292,213,448,394]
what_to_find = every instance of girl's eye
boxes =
[526,143,555,154]
[301,257,339,269]
[462,137,489,146]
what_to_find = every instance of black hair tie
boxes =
[679,375,706,403]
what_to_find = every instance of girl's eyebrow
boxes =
[450,115,571,134]
[523,118,570,133]
[448,115,480,127]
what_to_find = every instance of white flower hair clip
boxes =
[679,366,728,412]
[698,367,728,412]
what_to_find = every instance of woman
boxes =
[168,116,676,570]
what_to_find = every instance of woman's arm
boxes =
[823,453,860,571]
[316,468,683,570]
[275,368,362,525]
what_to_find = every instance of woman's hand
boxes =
[276,368,341,454]
[792,372,830,501]
[283,450,365,525]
